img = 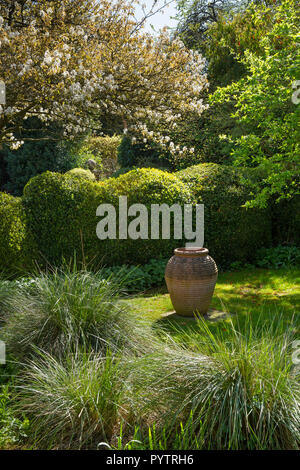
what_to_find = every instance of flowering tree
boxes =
[0,0,208,153]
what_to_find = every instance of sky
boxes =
[134,1,179,33]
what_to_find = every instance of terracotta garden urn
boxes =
[165,247,218,317]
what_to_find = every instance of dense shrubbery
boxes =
[21,168,191,269]
[76,135,122,179]
[118,136,171,170]
[177,163,272,268]
[65,168,96,181]
[0,385,29,449]
[0,193,33,273]
[0,118,81,196]
[1,163,298,273]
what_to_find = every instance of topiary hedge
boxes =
[65,168,96,181]
[177,163,272,268]
[77,135,122,178]
[0,193,36,272]
[2,163,287,273]
[22,168,192,269]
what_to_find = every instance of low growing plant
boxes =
[1,268,155,358]
[14,351,124,449]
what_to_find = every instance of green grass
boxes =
[125,268,300,343]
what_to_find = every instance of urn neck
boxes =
[174,247,208,257]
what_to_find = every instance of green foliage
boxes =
[1,268,154,359]
[101,258,168,293]
[272,196,300,247]
[14,352,124,449]
[212,0,300,207]
[1,118,81,196]
[65,168,96,181]
[23,168,192,268]
[76,135,122,178]
[0,385,29,449]
[117,136,171,170]
[112,167,133,178]
[22,171,104,268]
[1,268,299,450]
[255,245,300,269]
[177,163,272,268]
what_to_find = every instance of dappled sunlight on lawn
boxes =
[126,268,300,342]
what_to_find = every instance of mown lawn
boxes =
[125,268,300,344]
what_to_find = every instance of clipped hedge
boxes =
[4,163,292,273]
[22,168,192,268]
[77,135,122,178]
[177,163,272,268]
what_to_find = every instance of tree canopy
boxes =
[0,0,208,154]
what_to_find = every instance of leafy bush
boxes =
[118,136,171,170]
[0,385,29,449]
[77,135,122,178]
[255,245,300,269]
[177,163,272,268]
[65,168,96,181]
[0,193,35,273]
[101,258,168,293]
[2,118,80,196]
[1,268,155,359]
[23,168,192,268]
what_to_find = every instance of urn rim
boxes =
[174,247,208,257]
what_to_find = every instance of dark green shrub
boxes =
[118,136,171,170]
[101,258,168,293]
[2,119,80,196]
[255,245,300,269]
[112,167,133,179]
[0,192,35,272]
[77,135,122,178]
[177,163,272,268]
[23,168,192,268]
[271,196,300,247]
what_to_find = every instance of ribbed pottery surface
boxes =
[165,248,218,317]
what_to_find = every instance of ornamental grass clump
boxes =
[130,316,300,450]
[1,268,155,358]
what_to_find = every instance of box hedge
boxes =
[22,168,192,268]
[177,163,272,268]
[0,193,35,272]
[3,163,293,273]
